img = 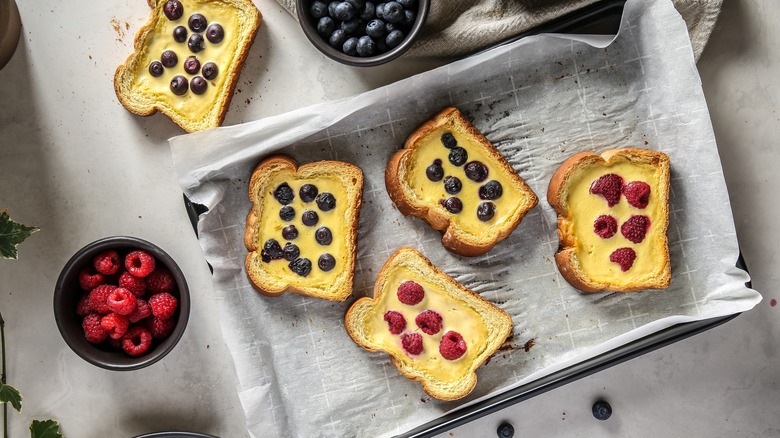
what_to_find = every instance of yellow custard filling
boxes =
[567,159,665,286]
[132,0,242,118]
[366,268,489,382]
[407,127,525,239]
[257,173,351,288]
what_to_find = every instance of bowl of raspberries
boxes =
[54,236,190,370]
[296,0,430,66]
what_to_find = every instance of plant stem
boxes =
[1,311,7,438]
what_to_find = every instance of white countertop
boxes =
[0,0,777,437]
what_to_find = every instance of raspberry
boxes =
[415,310,443,335]
[609,247,637,272]
[146,316,176,339]
[88,284,116,314]
[620,215,651,244]
[122,326,153,357]
[146,268,176,294]
[623,181,651,209]
[593,215,618,239]
[100,313,130,340]
[82,313,108,344]
[127,298,151,323]
[125,250,156,277]
[397,281,424,306]
[590,173,624,207]
[439,330,467,360]
[106,287,137,315]
[148,292,178,320]
[93,249,121,275]
[401,332,423,356]
[118,271,147,297]
[383,310,406,335]
[76,294,92,317]
[78,266,106,291]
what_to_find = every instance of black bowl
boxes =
[54,236,190,371]
[296,0,430,67]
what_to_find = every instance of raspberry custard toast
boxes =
[345,247,513,400]
[114,0,261,132]
[244,156,363,302]
[386,107,538,256]
[547,148,671,292]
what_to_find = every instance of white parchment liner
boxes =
[170,0,762,436]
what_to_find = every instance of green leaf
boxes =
[0,211,40,260]
[29,419,62,438]
[0,382,23,412]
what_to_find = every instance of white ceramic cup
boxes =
[0,0,21,70]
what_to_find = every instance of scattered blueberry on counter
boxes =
[592,400,612,420]
[309,0,418,57]
[496,422,515,438]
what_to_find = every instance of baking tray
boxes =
[181,1,749,436]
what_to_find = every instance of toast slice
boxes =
[547,148,671,292]
[114,0,261,132]
[386,107,538,256]
[345,247,513,400]
[244,156,363,302]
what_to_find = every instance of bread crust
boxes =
[345,247,513,401]
[547,148,671,293]
[114,0,261,132]
[385,107,538,257]
[244,155,363,302]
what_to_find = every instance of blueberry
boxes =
[188,33,205,52]
[163,0,184,21]
[401,9,416,26]
[477,202,496,221]
[375,2,386,19]
[360,2,376,21]
[385,29,404,48]
[311,1,329,18]
[283,243,300,261]
[299,184,319,203]
[188,13,208,32]
[385,22,400,33]
[426,161,444,182]
[441,132,457,148]
[262,239,284,260]
[279,206,295,221]
[333,2,356,20]
[383,1,404,23]
[282,224,298,240]
[444,176,462,194]
[479,180,503,200]
[318,253,336,271]
[592,400,612,421]
[329,29,348,48]
[161,50,178,68]
[317,16,336,37]
[346,0,364,9]
[170,75,188,95]
[365,19,385,39]
[289,257,312,277]
[183,56,200,74]
[302,210,319,226]
[342,37,359,56]
[496,422,515,438]
[464,161,488,182]
[315,227,333,245]
[274,182,295,205]
[148,61,164,77]
[316,193,336,211]
[173,25,188,43]
[190,76,207,94]
[397,0,416,7]
[356,35,376,56]
[202,62,218,80]
[448,147,468,166]
[341,18,360,34]
[206,23,224,43]
[441,197,463,214]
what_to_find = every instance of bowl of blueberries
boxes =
[296,0,430,66]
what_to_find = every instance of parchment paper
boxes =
[170,1,762,436]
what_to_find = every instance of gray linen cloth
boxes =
[278,0,722,60]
